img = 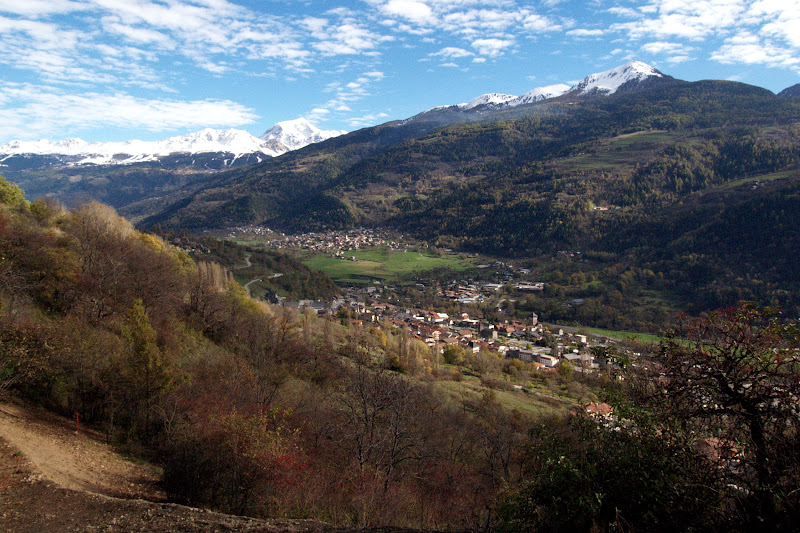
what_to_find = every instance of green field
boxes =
[580,326,663,344]
[436,378,568,419]
[718,168,798,190]
[302,246,475,283]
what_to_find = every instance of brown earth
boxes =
[0,399,420,532]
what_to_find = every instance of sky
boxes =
[0,0,799,144]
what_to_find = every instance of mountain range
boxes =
[94,59,798,324]
[436,60,664,113]
[0,61,663,169]
[0,118,345,167]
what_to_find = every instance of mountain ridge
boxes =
[0,61,665,169]
[0,118,346,167]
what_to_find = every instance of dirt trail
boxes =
[0,399,346,532]
[0,399,415,532]
[0,400,162,500]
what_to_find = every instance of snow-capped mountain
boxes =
[260,118,346,153]
[567,60,664,95]
[0,119,347,167]
[0,128,276,166]
[511,84,572,106]
[419,60,663,117]
[459,93,518,110]
[452,84,571,112]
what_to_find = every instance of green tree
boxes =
[121,298,174,439]
[499,414,724,532]
[0,175,28,208]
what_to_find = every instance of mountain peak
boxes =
[459,93,518,110]
[511,83,572,106]
[777,83,800,98]
[568,60,664,95]
[260,118,346,152]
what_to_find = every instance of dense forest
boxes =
[2,176,798,530]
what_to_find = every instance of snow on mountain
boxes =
[510,84,571,106]
[260,118,346,153]
[567,60,663,95]
[0,128,278,165]
[419,61,662,117]
[0,119,347,166]
[459,93,518,110]
[154,128,281,158]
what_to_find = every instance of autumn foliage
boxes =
[0,185,524,529]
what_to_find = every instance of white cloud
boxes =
[102,19,174,47]
[750,0,800,48]
[641,41,694,55]
[367,1,560,57]
[310,21,392,55]
[347,111,390,128]
[711,33,800,70]
[665,54,692,63]
[382,0,434,24]
[305,70,388,124]
[0,0,87,17]
[522,13,559,32]
[431,46,473,58]
[607,7,640,19]
[0,0,399,96]
[566,29,605,37]
[471,38,514,57]
[605,0,800,73]
[0,83,257,142]
[611,1,750,40]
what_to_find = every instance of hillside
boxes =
[0,401,341,532]
[2,174,798,531]
[0,178,561,530]
[128,78,800,319]
[135,79,799,239]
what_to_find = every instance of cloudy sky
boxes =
[1,0,798,143]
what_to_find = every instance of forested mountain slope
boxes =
[0,177,536,529]
[133,80,800,316]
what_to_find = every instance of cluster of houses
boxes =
[170,237,211,255]
[228,226,401,253]
[282,296,610,373]
[439,279,545,304]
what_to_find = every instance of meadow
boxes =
[301,246,476,283]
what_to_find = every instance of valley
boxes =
[2,57,800,531]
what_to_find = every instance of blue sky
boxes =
[1,0,798,143]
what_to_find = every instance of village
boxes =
[277,291,622,376]
[197,227,632,378]
[226,225,403,253]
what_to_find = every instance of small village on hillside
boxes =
[205,226,632,378]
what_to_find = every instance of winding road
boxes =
[238,253,283,298]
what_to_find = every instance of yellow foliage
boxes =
[134,231,167,251]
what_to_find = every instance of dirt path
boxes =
[0,400,162,500]
[0,399,348,532]
[0,399,417,532]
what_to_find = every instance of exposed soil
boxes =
[0,400,163,500]
[0,398,417,532]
